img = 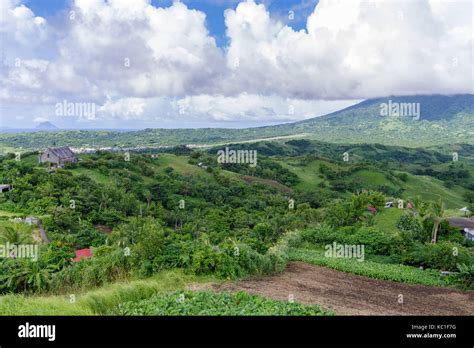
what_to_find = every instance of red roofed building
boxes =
[367,205,377,214]
[73,248,93,262]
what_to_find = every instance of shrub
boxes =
[396,214,424,241]
[453,263,474,289]
[349,227,393,255]
[423,241,472,271]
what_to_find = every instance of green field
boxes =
[401,174,467,208]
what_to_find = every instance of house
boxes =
[73,248,93,262]
[39,146,78,168]
[0,184,12,193]
[448,218,474,241]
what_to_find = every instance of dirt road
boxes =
[212,262,474,315]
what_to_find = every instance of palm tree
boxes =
[424,199,445,244]
[0,223,30,244]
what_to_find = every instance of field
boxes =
[214,261,474,315]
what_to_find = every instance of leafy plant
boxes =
[117,290,333,316]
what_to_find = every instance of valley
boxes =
[1,136,473,316]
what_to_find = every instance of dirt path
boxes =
[210,262,474,315]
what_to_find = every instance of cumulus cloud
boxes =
[55,0,225,98]
[0,0,472,128]
[224,0,473,99]
[0,0,48,48]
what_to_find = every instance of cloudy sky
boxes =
[0,0,472,129]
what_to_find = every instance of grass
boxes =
[155,154,208,177]
[70,167,110,184]
[349,169,391,186]
[275,158,325,190]
[0,210,20,218]
[288,248,450,287]
[401,173,466,208]
[117,290,333,316]
[0,270,215,316]
[373,208,404,235]
[276,156,467,209]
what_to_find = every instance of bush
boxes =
[402,241,472,271]
[301,224,393,255]
[351,227,394,255]
[453,263,474,289]
[396,214,424,241]
[423,241,472,271]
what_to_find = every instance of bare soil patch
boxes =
[210,262,474,315]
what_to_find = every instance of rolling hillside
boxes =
[0,94,472,152]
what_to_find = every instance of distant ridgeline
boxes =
[0,94,472,151]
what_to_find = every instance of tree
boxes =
[424,199,445,244]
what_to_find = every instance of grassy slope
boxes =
[275,157,467,209]
[0,270,214,315]
[401,174,466,208]
[275,158,325,191]
[373,208,405,235]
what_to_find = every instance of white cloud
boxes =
[53,0,225,98]
[224,0,473,99]
[172,94,358,122]
[98,97,147,119]
[0,0,473,128]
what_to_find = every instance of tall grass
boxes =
[0,270,214,315]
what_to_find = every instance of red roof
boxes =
[73,248,93,262]
[367,205,377,213]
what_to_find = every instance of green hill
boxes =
[1,95,472,151]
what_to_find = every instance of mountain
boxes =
[276,94,474,146]
[0,94,472,150]
[35,121,59,131]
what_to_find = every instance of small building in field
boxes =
[73,248,93,262]
[39,146,78,168]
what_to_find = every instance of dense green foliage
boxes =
[0,140,472,299]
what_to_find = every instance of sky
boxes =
[0,0,473,130]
